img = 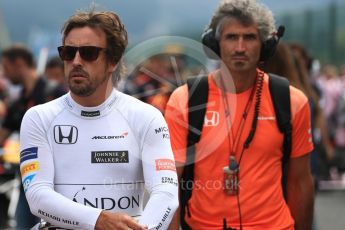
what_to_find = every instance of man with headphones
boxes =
[165,0,314,229]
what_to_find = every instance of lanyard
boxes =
[219,70,264,164]
[220,75,256,158]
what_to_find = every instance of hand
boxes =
[95,211,148,230]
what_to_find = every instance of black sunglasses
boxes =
[57,46,106,62]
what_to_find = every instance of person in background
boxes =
[122,54,173,113]
[340,64,345,79]
[0,44,65,229]
[0,66,8,120]
[0,65,10,228]
[43,56,68,101]
[265,43,334,183]
[45,56,68,91]
[261,42,303,89]
[165,0,314,229]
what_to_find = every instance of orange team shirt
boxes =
[165,71,313,230]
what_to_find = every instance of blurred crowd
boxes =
[0,41,345,228]
[263,43,345,185]
[0,44,67,228]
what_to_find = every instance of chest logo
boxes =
[54,125,78,144]
[204,111,220,127]
[91,151,129,163]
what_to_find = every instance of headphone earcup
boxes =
[260,37,278,62]
[201,29,220,59]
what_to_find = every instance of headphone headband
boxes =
[201,25,285,62]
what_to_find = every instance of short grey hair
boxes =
[208,0,276,42]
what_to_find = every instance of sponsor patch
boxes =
[81,110,100,117]
[91,151,129,163]
[20,147,38,164]
[38,209,79,225]
[204,111,220,126]
[154,127,170,139]
[20,161,39,177]
[72,187,140,211]
[155,159,176,171]
[155,207,172,230]
[154,127,169,134]
[161,177,178,186]
[23,174,36,192]
[54,125,78,144]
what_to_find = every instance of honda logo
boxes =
[204,111,219,127]
[54,125,78,144]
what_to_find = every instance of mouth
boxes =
[232,56,248,61]
[71,74,86,79]
[69,71,88,81]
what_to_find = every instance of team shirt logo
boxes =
[91,151,129,163]
[92,132,128,140]
[21,161,39,177]
[204,111,219,127]
[72,186,140,211]
[20,147,39,192]
[155,159,176,171]
[54,125,78,144]
[81,110,100,117]
[258,116,276,120]
[20,147,38,164]
[23,174,36,192]
[154,127,170,139]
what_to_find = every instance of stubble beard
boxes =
[69,80,94,97]
[69,75,109,97]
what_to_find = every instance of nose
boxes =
[72,50,83,66]
[235,38,245,53]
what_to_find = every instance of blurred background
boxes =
[0,0,344,67]
[0,0,345,229]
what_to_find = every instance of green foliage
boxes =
[279,3,345,67]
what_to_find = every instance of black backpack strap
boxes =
[268,73,292,200]
[187,76,209,146]
[179,76,208,230]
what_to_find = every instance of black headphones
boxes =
[201,25,285,62]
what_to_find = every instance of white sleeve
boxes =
[19,109,101,229]
[139,111,179,230]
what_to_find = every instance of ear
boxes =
[107,61,117,73]
[110,63,117,73]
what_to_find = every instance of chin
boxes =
[69,85,91,97]
[232,63,247,70]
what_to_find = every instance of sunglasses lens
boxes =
[57,46,104,61]
[79,46,102,61]
[58,46,77,61]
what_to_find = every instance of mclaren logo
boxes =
[54,125,78,144]
[92,132,128,140]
